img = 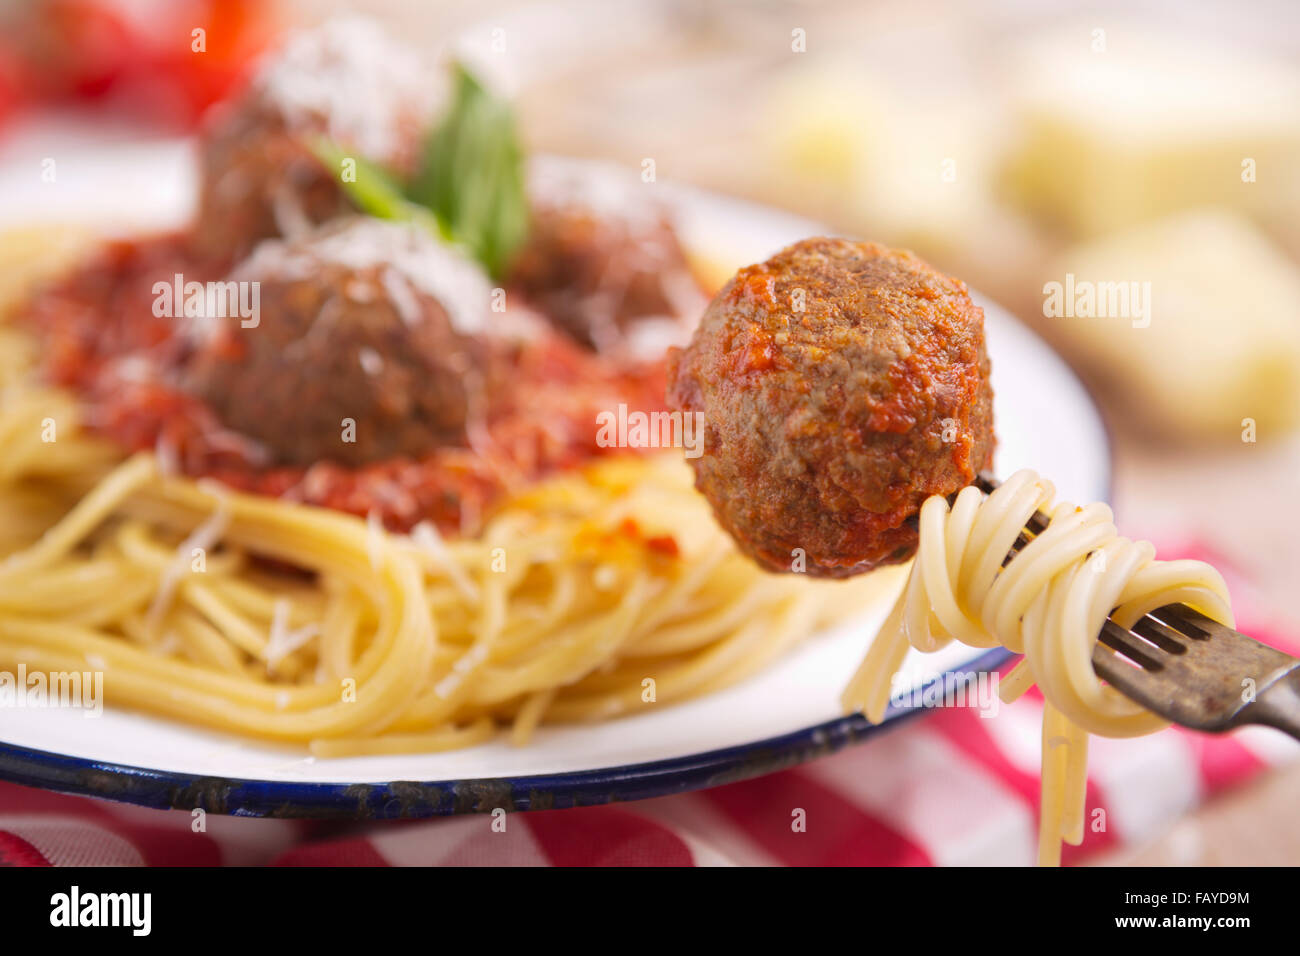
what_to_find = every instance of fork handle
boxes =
[1251,665,1300,741]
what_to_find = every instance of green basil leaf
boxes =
[407,63,529,279]
[307,137,449,240]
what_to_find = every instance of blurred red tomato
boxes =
[131,0,283,126]
[0,0,282,131]
[7,0,135,99]
[0,42,25,127]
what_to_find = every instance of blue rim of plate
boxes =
[0,646,1015,818]
[0,291,1113,819]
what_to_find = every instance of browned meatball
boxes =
[509,163,705,353]
[184,218,491,467]
[666,237,995,579]
[193,18,434,263]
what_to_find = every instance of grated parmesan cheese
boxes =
[145,486,231,635]
[365,509,385,572]
[233,218,492,335]
[409,520,480,602]
[527,156,671,231]
[433,642,490,700]
[357,347,384,377]
[265,598,321,674]
[250,17,440,163]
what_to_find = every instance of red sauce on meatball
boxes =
[667,237,995,578]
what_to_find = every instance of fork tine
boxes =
[1092,622,1232,731]
[1093,603,1300,732]
[1152,602,1214,640]
[1129,616,1188,655]
[969,475,1300,738]
[1096,621,1165,672]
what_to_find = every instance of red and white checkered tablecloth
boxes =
[2,544,1296,867]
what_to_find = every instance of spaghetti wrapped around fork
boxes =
[842,469,1234,864]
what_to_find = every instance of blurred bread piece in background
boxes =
[1001,23,1300,238]
[759,59,1050,308]
[760,60,883,215]
[762,60,1007,250]
[1041,209,1300,441]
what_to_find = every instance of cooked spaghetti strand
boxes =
[843,469,1233,865]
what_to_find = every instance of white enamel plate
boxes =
[0,138,1109,816]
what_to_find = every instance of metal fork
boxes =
[970,474,1300,740]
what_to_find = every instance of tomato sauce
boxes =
[20,234,670,536]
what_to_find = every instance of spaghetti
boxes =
[842,469,1234,865]
[0,229,871,755]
